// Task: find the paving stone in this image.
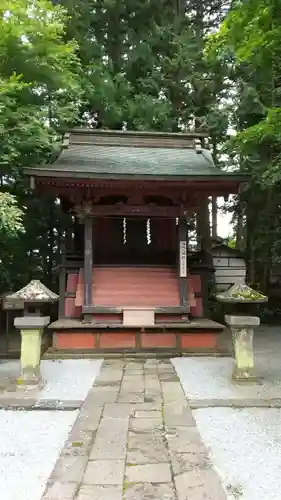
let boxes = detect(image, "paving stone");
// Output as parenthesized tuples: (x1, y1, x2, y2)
(50, 455, 88, 483)
(77, 406, 103, 431)
(163, 404, 196, 427)
(42, 481, 78, 499)
(124, 370, 144, 376)
(174, 468, 227, 500)
(124, 482, 175, 500)
(132, 402, 162, 411)
(77, 484, 122, 500)
(170, 452, 210, 475)
(144, 358, 158, 364)
(120, 384, 145, 393)
(103, 403, 134, 418)
(135, 410, 162, 419)
(165, 426, 204, 453)
(84, 388, 118, 405)
(62, 429, 93, 457)
(144, 391, 163, 401)
(159, 373, 180, 382)
(126, 463, 171, 483)
(127, 432, 169, 463)
(43, 359, 227, 500)
(95, 371, 123, 383)
(161, 384, 187, 405)
(125, 362, 144, 369)
(144, 377, 161, 390)
(90, 417, 129, 459)
(83, 460, 124, 485)
(130, 417, 163, 433)
(118, 392, 144, 403)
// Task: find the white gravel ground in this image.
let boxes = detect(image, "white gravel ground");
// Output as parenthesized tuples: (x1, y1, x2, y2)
(0, 359, 103, 401)
(194, 407, 281, 500)
(0, 359, 103, 500)
(172, 357, 281, 401)
(0, 410, 78, 500)
(40, 359, 103, 401)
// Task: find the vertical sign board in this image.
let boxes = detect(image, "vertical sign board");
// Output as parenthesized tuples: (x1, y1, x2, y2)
(180, 240, 187, 278)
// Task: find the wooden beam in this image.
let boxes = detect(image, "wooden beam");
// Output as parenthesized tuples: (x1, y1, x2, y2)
(75, 204, 183, 218)
(178, 217, 189, 309)
(83, 216, 93, 312)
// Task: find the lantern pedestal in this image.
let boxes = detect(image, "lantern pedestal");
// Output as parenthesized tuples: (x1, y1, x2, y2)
(14, 316, 50, 388)
(225, 315, 260, 382)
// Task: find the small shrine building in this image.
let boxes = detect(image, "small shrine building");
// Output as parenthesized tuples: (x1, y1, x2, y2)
(25, 129, 246, 353)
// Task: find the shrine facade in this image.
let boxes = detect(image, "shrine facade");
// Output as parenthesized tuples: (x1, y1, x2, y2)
(25, 129, 246, 353)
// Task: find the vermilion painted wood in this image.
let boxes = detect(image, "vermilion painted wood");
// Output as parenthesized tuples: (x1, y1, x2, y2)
(52, 331, 220, 351)
(190, 297, 203, 317)
(54, 333, 96, 349)
(140, 333, 176, 348)
(75, 267, 181, 307)
(181, 333, 217, 349)
(66, 272, 79, 292)
(99, 332, 136, 349)
(64, 297, 81, 318)
(65, 268, 201, 318)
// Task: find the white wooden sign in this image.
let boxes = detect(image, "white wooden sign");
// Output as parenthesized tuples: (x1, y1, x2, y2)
(180, 240, 187, 277)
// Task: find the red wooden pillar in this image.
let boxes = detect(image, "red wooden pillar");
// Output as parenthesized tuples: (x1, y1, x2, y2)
(83, 215, 93, 321)
(178, 216, 188, 309)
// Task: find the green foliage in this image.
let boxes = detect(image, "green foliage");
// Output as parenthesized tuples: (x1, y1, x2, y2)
(207, 0, 281, 292)
(0, 0, 82, 292)
(0, 193, 24, 234)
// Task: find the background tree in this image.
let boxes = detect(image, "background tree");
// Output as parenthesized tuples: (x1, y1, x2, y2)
(0, 0, 81, 291)
(208, 0, 281, 292)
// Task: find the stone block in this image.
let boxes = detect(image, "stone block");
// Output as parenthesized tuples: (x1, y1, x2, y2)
(125, 463, 171, 483)
(124, 483, 175, 500)
(77, 485, 122, 500)
(42, 481, 78, 500)
(62, 429, 93, 457)
(127, 432, 169, 464)
(225, 315, 260, 327)
(163, 404, 195, 427)
(118, 393, 144, 403)
(165, 426, 204, 453)
(130, 417, 163, 433)
(134, 410, 162, 419)
(170, 452, 210, 475)
(14, 316, 50, 329)
(174, 468, 227, 500)
(83, 460, 124, 485)
(90, 417, 129, 459)
(50, 455, 88, 483)
(103, 403, 134, 418)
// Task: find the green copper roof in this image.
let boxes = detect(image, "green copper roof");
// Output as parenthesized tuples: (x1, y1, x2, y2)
(25, 129, 247, 182)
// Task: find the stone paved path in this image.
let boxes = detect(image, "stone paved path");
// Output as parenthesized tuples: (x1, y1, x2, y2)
(42, 359, 227, 500)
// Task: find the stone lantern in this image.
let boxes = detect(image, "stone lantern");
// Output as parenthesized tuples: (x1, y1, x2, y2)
(7, 280, 58, 387)
(217, 283, 268, 382)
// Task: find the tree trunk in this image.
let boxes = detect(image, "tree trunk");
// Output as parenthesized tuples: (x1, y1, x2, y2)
(211, 197, 217, 240)
(197, 197, 212, 254)
(235, 197, 244, 251)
